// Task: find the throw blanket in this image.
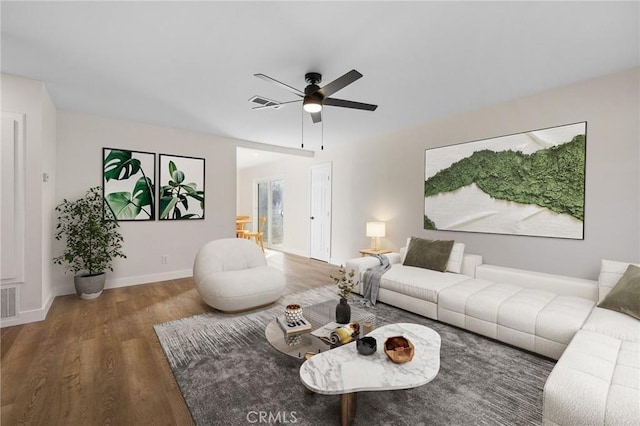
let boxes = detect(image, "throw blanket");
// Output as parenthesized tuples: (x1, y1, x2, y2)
(362, 254, 391, 306)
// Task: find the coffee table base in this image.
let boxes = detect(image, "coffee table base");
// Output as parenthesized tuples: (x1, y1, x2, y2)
(340, 392, 357, 426)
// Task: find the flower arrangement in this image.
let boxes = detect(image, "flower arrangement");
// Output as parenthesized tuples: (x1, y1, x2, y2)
(331, 266, 359, 300)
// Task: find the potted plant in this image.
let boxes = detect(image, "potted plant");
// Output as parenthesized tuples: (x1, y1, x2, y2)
(331, 266, 359, 324)
(53, 186, 126, 299)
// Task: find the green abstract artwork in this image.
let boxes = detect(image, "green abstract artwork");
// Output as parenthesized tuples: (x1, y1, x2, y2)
(424, 122, 586, 239)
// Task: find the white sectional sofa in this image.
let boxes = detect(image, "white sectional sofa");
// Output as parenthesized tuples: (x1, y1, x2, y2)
(346, 242, 596, 359)
(345, 242, 639, 425)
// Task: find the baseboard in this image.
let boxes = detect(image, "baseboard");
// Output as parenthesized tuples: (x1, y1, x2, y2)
(265, 245, 345, 267)
(0, 292, 55, 328)
(56, 269, 193, 296)
(276, 247, 309, 258)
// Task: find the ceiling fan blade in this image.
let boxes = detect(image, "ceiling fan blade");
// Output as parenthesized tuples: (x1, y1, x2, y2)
(323, 97, 378, 111)
(311, 111, 322, 123)
(318, 70, 363, 98)
(251, 99, 302, 110)
(254, 74, 304, 97)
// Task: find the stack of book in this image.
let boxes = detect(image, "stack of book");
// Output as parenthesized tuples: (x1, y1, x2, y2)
(277, 315, 311, 336)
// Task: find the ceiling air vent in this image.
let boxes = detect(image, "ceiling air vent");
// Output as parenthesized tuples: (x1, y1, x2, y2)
(248, 96, 282, 109)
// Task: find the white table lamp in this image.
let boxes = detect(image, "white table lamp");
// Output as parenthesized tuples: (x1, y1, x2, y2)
(366, 222, 386, 250)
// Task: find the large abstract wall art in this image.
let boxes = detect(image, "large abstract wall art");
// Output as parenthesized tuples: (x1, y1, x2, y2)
(424, 122, 586, 239)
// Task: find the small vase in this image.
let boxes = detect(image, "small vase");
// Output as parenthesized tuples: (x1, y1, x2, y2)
(335, 298, 351, 324)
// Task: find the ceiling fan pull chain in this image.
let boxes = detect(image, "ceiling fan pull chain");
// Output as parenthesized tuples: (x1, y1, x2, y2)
(301, 104, 304, 149)
(321, 118, 324, 151)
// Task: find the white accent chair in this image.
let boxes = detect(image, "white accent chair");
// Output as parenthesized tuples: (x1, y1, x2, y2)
(193, 238, 285, 312)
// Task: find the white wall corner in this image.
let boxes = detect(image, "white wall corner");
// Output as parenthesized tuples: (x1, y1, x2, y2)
(0, 291, 55, 328)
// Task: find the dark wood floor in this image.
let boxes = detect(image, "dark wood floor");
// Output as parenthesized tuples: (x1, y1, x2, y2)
(1, 251, 337, 425)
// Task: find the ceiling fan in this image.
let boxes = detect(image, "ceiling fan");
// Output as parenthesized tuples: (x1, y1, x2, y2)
(251, 70, 377, 123)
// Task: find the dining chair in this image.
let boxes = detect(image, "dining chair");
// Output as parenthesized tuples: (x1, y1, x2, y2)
(236, 215, 250, 238)
(244, 216, 266, 252)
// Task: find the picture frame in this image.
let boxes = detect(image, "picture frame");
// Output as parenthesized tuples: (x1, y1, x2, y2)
(424, 122, 586, 239)
(159, 154, 205, 220)
(103, 148, 156, 221)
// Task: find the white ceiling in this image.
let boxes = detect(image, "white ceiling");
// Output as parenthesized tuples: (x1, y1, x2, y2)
(2, 1, 638, 154)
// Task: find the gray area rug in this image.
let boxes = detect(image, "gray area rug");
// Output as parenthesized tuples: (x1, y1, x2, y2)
(154, 286, 555, 425)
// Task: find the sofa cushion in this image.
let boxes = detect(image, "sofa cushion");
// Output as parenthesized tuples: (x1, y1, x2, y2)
(437, 278, 499, 331)
(437, 278, 494, 315)
(465, 283, 522, 323)
(535, 296, 595, 345)
(598, 259, 640, 302)
(581, 307, 640, 342)
(543, 330, 640, 425)
(380, 264, 469, 303)
(543, 321, 640, 425)
(403, 237, 454, 272)
(496, 289, 559, 351)
(598, 264, 640, 320)
(401, 238, 466, 273)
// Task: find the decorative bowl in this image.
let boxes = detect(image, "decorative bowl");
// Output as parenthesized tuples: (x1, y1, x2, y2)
(284, 304, 304, 324)
(357, 336, 377, 355)
(383, 335, 415, 364)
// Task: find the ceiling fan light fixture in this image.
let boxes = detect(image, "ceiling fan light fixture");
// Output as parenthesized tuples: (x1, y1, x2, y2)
(303, 96, 322, 113)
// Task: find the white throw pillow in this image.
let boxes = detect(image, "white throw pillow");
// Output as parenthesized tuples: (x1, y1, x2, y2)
(446, 242, 466, 274)
(598, 259, 640, 303)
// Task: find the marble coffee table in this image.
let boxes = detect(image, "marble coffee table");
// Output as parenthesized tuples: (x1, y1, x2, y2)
(299, 323, 441, 426)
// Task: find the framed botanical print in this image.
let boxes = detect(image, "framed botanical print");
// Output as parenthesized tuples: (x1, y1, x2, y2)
(159, 154, 205, 220)
(103, 148, 155, 221)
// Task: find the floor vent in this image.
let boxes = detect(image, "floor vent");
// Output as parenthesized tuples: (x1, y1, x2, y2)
(1, 287, 17, 318)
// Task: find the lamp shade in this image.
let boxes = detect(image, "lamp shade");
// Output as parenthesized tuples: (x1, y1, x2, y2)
(366, 222, 386, 238)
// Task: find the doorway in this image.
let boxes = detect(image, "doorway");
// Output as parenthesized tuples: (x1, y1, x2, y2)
(310, 162, 332, 262)
(256, 178, 284, 247)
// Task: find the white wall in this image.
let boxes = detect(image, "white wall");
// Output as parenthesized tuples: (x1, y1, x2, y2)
(54, 111, 238, 294)
(1, 74, 57, 324)
(239, 68, 640, 279)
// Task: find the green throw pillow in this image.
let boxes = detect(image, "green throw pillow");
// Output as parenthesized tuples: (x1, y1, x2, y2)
(403, 237, 455, 273)
(598, 264, 640, 320)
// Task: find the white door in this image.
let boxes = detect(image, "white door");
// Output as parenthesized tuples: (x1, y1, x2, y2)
(310, 163, 332, 262)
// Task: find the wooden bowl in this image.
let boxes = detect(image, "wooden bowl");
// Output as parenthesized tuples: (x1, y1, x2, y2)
(383, 336, 415, 364)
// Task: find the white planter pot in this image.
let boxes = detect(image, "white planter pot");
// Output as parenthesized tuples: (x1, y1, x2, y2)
(74, 272, 106, 300)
